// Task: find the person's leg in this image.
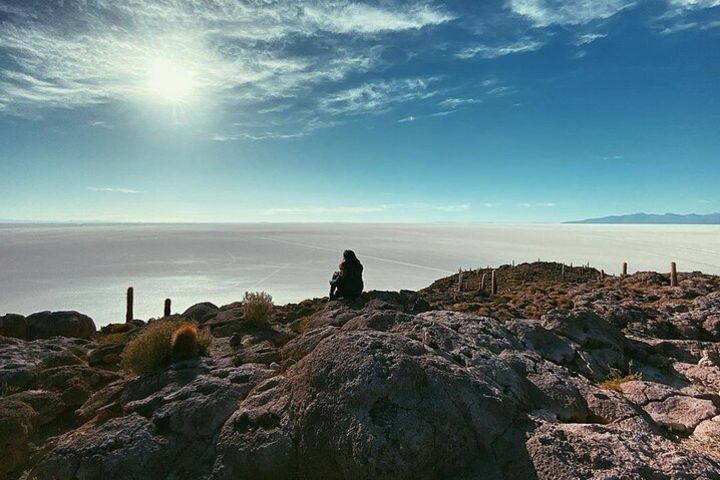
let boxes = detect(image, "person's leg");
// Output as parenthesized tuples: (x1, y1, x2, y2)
(329, 272, 340, 299)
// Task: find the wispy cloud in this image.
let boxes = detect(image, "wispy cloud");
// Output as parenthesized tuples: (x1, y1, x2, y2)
(0, 1, 453, 123)
(261, 202, 471, 215)
(574, 32, 608, 45)
(319, 77, 441, 116)
(438, 97, 483, 108)
(509, 0, 636, 27)
(520, 202, 557, 208)
(303, 3, 456, 34)
(456, 39, 545, 59)
(88, 187, 141, 194)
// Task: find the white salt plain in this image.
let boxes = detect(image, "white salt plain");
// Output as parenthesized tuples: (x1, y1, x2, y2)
(1, 223, 718, 326)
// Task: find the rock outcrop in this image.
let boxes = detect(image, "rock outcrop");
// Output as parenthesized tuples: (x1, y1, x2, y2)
(3, 264, 720, 479)
(1, 310, 96, 340)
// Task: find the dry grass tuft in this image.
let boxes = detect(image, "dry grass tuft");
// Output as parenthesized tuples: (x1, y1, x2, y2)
(599, 369, 642, 392)
(121, 320, 212, 375)
(98, 332, 126, 345)
(242, 291, 274, 327)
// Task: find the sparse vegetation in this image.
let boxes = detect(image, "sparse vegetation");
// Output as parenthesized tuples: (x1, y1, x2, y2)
(98, 332, 126, 344)
(1, 382, 23, 397)
(599, 369, 642, 392)
(120, 320, 212, 374)
(242, 291, 274, 326)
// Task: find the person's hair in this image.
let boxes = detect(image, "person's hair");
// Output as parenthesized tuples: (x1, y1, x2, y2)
(339, 250, 362, 277)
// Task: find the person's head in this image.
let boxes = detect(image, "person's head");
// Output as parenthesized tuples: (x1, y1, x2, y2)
(343, 249, 358, 263)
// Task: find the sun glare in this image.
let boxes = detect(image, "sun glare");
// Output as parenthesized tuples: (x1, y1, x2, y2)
(147, 59, 196, 104)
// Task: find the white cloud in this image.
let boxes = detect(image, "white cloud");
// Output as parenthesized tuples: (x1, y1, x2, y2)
(520, 202, 557, 207)
(667, 0, 720, 9)
(261, 202, 471, 215)
(438, 97, 483, 108)
(509, 0, 635, 26)
(88, 187, 141, 194)
(0, 1, 453, 120)
(319, 77, 440, 116)
(303, 3, 455, 34)
(456, 39, 545, 59)
(574, 32, 608, 45)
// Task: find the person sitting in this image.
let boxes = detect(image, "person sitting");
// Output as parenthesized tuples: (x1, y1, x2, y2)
(329, 250, 364, 300)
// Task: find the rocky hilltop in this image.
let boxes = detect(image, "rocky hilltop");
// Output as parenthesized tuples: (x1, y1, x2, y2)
(2, 262, 720, 479)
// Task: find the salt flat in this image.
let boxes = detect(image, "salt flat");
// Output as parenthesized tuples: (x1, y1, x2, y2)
(1, 223, 718, 326)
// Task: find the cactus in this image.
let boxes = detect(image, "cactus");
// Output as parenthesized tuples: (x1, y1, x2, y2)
(171, 324, 199, 361)
(480, 273, 487, 291)
(622, 262, 628, 276)
(491, 270, 498, 295)
(164, 298, 171, 317)
(670, 262, 678, 287)
(126, 287, 134, 323)
(457, 269, 463, 292)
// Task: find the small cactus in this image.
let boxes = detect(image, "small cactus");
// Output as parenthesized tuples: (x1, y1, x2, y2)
(670, 262, 678, 287)
(171, 324, 199, 361)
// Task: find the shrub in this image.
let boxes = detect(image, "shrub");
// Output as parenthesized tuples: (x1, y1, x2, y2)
(98, 332, 126, 344)
(242, 291, 274, 327)
(121, 320, 212, 375)
(599, 369, 642, 392)
(100, 322, 137, 335)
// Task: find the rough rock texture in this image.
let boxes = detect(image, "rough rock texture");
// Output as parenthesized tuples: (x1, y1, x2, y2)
(1, 311, 97, 340)
(3, 265, 720, 479)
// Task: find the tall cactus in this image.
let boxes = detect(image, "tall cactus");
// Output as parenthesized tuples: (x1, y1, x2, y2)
(670, 262, 678, 287)
(126, 287, 134, 323)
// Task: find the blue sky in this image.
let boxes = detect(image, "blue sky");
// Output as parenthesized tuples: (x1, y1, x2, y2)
(0, 0, 718, 223)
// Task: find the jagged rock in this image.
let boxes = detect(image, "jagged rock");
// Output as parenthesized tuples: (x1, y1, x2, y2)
(6, 268, 720, 479)
(643, 395, 718, 432)
(0, 398, 37, 478)
(541, 309, 627, 379)
(213, 311, 535, 480)
(527, 422, 720, 479)
(87, 342, 125, 369)
(694, 417, 720, 445)
(25, 311, 96, 340)
(28, 361, 263, 480)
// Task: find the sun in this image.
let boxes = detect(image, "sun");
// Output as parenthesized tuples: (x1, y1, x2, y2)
(147, 59, 196, 104)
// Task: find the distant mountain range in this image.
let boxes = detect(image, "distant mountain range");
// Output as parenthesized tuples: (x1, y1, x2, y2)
(567, 212, 720, 224)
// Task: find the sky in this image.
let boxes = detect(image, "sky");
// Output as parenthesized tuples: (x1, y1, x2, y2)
(0, 0, 718, 223)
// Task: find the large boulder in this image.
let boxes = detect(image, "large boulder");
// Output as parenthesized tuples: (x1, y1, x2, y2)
(213, 311, 535, 480)
(25, 311, 96, 340)
(182, 302, 219, 323)
(527, 422, 720, 479)
(0, 314, 28, 339)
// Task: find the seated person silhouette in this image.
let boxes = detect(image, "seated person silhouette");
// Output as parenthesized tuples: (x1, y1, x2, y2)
(329, 250, 364, 300)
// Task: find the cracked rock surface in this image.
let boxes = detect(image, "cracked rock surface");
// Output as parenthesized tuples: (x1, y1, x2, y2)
(3, 263, 720, 479)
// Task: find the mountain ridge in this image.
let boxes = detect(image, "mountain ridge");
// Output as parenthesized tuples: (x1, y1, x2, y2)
(566, 212, 720, 224)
